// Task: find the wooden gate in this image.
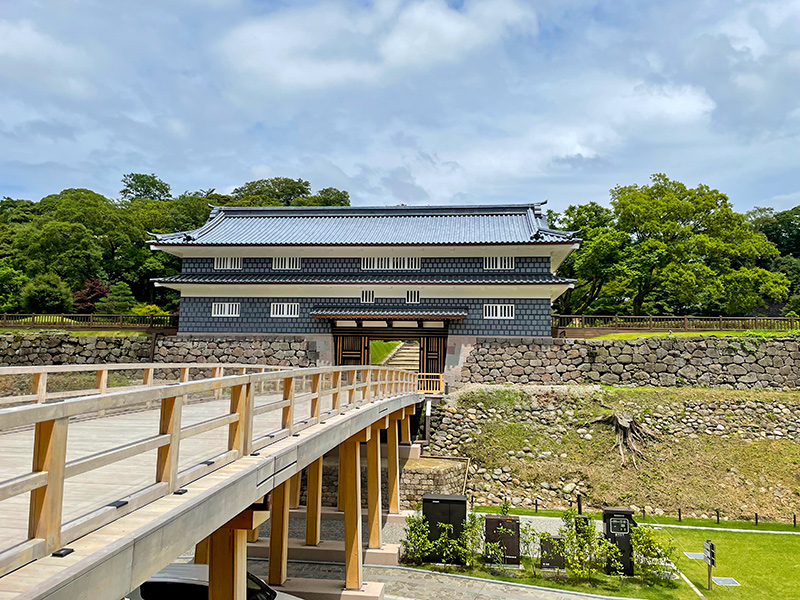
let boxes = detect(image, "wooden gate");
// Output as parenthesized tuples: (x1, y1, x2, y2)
(335, 334, 369, 365)
(419, 336, 445, 373)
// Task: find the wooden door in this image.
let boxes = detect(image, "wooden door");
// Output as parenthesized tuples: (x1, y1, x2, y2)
(419, 336, 445, 373)
(335, 335, 369, 365)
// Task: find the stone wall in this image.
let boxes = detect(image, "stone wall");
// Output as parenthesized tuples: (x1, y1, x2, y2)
(0, 332, 325, 367)
(299, 456, 467, 510)
(457, 336, 800, 389)
(428, 389, 800, 510)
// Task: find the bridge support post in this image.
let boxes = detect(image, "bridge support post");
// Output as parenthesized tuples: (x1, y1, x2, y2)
(209, 527, 247, 600)
(305, 457, 323, 546)
(368, 417, 389, 549)
(387, 411, 402, 515)
(341, 428, 370, 590)
(268, 480, 290, 586)
(28, 417, 68, 554)
(400, 414, 412, 445)
(289, 471, 302, 509)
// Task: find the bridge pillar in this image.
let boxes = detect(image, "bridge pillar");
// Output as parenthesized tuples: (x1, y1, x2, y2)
(400, 414, 412, 445)
(367, 417, 389, 549)
(341, 428, 370, 590)
(387, 411, 402, 514)
(268, 480, 290, 586)
(289, 471, 302, 509)
(305, 457, 323, 546)
(208, 527, 247, 600)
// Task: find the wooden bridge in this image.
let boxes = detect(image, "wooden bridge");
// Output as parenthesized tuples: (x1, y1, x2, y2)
(0, 363, 421, 600)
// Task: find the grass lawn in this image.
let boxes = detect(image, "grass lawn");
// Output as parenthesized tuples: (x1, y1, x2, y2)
(0, 328, 148, 337)
(590, 329, 798, 340)
(417, 560, 695, 600)
(370, 340, 402, 364)
(664, 527, 800, 599)
(474, 506, 800, 533)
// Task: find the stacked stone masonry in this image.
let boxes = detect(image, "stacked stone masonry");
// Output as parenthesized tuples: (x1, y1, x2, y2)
(459, 336, 800, 389)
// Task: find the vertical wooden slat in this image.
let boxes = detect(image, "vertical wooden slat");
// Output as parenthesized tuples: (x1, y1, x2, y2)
(367, 423, 383, 549)
(155, 396, 182, 491)
(209, 527, 247, 600)
(289, 471, 302, 509)
(310, 373, 321, 418)
(305, 457, 323, 546)
(401, 415, 412, 445)
(143, 368, 154, 387)
(28, 417, 68, 553)
(228, 384, 246, 456)
(331, 371, 341, 410)
(214, 365, 224, 400)
(362, 369, 371, 402)
(31, 372, 47, 403)
(268, 480, 290, 586)
(195, 536, 211, 564)
(95, 369, 108, 394)
(387, 414, 401, 514)
(281, 377, 295, 432)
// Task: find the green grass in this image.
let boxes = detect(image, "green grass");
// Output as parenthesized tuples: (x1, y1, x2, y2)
(590, 329, 800, 340)
(417, 560, 695, 600)
(0, 328, 148, 337)
(664, 527, 800, 599)
(370, 340, 402, 364)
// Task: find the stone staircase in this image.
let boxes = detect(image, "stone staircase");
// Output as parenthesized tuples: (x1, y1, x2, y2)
(383, 342, 420, 371)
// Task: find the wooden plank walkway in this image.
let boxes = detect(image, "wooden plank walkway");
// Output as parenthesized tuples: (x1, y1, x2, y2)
(0, 389, 324, 555)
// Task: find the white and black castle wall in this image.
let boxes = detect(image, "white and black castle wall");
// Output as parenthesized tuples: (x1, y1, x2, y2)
(176, 256, 555, 337)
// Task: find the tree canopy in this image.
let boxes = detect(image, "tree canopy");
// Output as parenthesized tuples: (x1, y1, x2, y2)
(551, 174, 789, 316)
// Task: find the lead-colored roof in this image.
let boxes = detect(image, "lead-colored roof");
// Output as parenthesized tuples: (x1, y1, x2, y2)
(150, 204, 579, 247)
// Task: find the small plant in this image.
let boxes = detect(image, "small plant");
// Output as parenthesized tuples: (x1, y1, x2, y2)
(458, 513, 485, 567)
(499, 498, 512, 515)
(483, 541, 505, 565)
(434, 522, 459, 565)
(401, 506, 433, 565)
(520, 523, 541, 574)
(631, 525, 676, 581)
(556, 508, 621, 579)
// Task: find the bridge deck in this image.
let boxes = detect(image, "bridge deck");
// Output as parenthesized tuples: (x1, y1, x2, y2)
(0, 390, 321, 553)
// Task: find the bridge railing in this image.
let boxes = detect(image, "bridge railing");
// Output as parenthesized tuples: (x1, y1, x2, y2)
(0, 365, 417, 577)
(0, 313, 179, 330)
(0, 362, 287, 408)
(552, 314, 800, 332)
(417, 372, 444, 394)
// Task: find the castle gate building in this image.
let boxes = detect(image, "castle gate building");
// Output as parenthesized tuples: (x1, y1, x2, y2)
(151, 204, 579, 381)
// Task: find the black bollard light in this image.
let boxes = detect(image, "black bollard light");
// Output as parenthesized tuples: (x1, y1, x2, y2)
(577, 494, 583, 515)
(678, 508, 682, 522)
(755, 512, 759, 526)
(716, 509, 719, 524)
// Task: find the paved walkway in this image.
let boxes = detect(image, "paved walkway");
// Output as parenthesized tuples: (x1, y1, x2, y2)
(248, 560, 646, 600)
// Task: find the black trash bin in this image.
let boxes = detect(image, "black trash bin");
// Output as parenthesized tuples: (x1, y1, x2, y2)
(422, 493, 467, 563)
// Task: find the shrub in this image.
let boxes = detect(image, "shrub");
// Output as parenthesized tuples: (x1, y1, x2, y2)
(131, 303, 169, 316)
(556, 508, 621, 579)
(20, 273, 73, 313)
(401, 507, 433, 565)
(73, 278, 109, 313)
(499, 498, 512, 515)
(631, 525, 676, 581)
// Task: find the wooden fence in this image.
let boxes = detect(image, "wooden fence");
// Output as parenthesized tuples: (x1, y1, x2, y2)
(552, 314, 800, 333)
(0, 364, 417, 576)
(0, 313, 179, 331)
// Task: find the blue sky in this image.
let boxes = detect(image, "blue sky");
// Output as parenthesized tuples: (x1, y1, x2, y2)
(0, 0, 798, 213)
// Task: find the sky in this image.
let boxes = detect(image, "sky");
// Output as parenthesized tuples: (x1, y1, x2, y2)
(0, 0, 798, 214)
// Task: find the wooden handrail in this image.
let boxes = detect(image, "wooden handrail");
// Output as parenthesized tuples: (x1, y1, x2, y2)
(0, 364, 418, 576)
(552, 314, 799, 332)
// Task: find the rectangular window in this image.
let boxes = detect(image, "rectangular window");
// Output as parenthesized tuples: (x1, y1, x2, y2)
(213, 257, 243, 270)
(270, 302, 299, 318)
(211, 302, 240, 317)
(361, 290, 375, 303)
(272, 257, 302, 270)
(361, 256, 421, 270)
(484, 256, 515, 270)
(406, 290, 420, 304)
(483, 304, 515, 319)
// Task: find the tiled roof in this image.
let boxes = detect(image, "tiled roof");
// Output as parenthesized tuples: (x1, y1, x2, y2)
(153, 273, 576, 285)
(150, 204, 579, 247)
(309, 306, 468, 319)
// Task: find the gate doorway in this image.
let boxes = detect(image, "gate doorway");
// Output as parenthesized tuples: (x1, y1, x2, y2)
(332, 326, 448, 393)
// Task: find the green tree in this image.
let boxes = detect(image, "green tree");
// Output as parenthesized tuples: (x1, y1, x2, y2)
(94, 282, 137, 313)
(294, 187, 350, 206)
(0, 259, 28, 312)
(12, 220, 104, 289)
(20, 274, 73, 313)
(120, 173, 172, 202)
(231, 177, 311, 206)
